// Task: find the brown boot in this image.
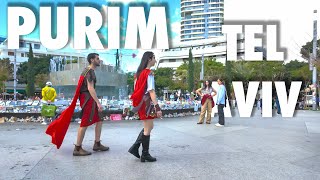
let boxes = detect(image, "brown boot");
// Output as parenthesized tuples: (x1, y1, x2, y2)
(93, 141, 109, 151)
(73, 145, 92, 156)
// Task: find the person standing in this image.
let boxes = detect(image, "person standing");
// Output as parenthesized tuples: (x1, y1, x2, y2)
(275, 96, 281, 115)
(41, 81, 57, 125)
(196, 80, 216, 124)
(215, 78, 226, 127)
(129, 51, 162, 162)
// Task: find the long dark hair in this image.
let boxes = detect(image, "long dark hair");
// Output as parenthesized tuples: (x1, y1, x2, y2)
(136, 51, 154, 79)
(202, 80, 212, 89)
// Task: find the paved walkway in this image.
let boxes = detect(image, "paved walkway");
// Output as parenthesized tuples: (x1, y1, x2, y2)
(0, 109, 319, 180)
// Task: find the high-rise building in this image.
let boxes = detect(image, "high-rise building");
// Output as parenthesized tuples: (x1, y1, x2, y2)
(180, 0, 224, 42)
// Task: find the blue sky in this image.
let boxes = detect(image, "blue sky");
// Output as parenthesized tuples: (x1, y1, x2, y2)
(0, 0, 180, 72)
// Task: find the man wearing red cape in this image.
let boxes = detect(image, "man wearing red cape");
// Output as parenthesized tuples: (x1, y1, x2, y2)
(46, 53, 109, 156)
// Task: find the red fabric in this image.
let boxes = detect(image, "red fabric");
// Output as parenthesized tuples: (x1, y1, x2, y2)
(201, 94, 215, 108)
(45, 76, 85, 149)
(130, 69, 155, 120)
(79, 93, 101, 127)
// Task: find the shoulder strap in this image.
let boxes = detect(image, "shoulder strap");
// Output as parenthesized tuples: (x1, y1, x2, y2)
(82, 68, 91, 77)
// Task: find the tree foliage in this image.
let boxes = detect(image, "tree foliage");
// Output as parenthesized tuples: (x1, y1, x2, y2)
(126, 72, 134, 95)
(300, 39, 320, 60)
(187, 48, 194, 92)
(154, 68, 174, 96)
(35, 73, 49, 89)
(26, 44, 35, 96)
(0, 58, 13, 92)
(176, 57, 224, 90)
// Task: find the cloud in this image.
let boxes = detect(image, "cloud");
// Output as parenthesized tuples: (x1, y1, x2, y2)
(170, 35, 181, 48)
(169, 21, 181, 47)
(170, 21, 180, 37)
(174, 8, 180, 17)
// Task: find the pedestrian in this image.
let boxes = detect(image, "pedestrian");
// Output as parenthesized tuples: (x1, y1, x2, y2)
(129, 51, 162, 162)
(196, 80, 216, 124)
(73, 53, 109, 156)
(41, 81, 57, 125)
(46, 53, 109, 156)
(215, 78, 226, 127)
(275, 96, 281, 115)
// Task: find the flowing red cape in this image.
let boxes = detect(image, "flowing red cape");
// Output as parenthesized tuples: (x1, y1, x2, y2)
(130, 69, 151, 107)
(45, 75, 85, 149)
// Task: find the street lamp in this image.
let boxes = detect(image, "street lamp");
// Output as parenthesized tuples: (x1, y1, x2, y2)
(312, 10, 318, 110)
(13, 49, 17, 101)
(200, 0, 209, 84)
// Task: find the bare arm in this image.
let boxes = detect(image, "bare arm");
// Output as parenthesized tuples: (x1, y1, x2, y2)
(211, 88, 217, 96)
(149, 89, 162, 118)
(87, 79, 102, 111)
(149, 89, 158, 105)
(196, 88, 202, 96)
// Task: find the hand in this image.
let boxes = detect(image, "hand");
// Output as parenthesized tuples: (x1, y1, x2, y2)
(47, 100, 51, 103)
(156, 110, 162, 118)
(97, 103, 103, 112)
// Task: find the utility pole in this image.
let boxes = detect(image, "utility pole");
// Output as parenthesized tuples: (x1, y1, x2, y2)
(200, 0, 209, 83)
(116, 49, 119, 71)
(14, 49, 17, 101)
(312, 10, 318, 110)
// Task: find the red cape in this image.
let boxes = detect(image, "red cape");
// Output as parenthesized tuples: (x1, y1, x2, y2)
(45, 75, 85, 149)
(130, 69, 151, 107)
(201, 94, 215, 108)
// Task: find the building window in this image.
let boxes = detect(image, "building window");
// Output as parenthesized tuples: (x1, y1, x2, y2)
(169, 59, 176, 62)
(34, 44, 40, 49)
(21, 53, 25, 57)
(19, 42, 25, 48)
(8, 51, 15, 56)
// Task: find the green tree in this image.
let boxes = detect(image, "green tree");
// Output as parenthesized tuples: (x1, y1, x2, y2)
(284, 60, 312, 83)
(17, 55, 50, 85)
(188, 48, 194, 92)
(174, 65, 188, 91)
(0, 58, 14, 92)
(17, 62, 28, 84)
(225, 60, 232, 98)
(203, 58, 225, 80)
(26, 44, 35, 97)
(0, 58, 14, 79)
(34, 56, 50, 75)
(300, 39, 320, 60)
(154, 68, 174, 96)
(126, 72, 135, 95)
(35, 73, 49, 89)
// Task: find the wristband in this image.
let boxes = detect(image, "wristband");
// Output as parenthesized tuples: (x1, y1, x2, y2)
(155, 104, 161, 111)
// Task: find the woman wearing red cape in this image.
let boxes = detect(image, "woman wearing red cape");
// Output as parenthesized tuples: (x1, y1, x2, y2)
(128, 51, 162, 162)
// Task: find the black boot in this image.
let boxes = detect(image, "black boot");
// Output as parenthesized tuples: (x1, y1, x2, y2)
(141, 134, 156, 162)
(128, 129, 144, 158)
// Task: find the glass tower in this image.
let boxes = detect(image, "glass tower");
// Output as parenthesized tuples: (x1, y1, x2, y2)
(180, 0, 224, 42)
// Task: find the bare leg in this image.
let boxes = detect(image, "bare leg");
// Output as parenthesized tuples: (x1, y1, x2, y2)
(76, 126, 87, 146)
(93, 121, 109, 151)
(73, 126, 91, 156)
(95, 121, 103, 142)
(143, 120, 154, 135)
